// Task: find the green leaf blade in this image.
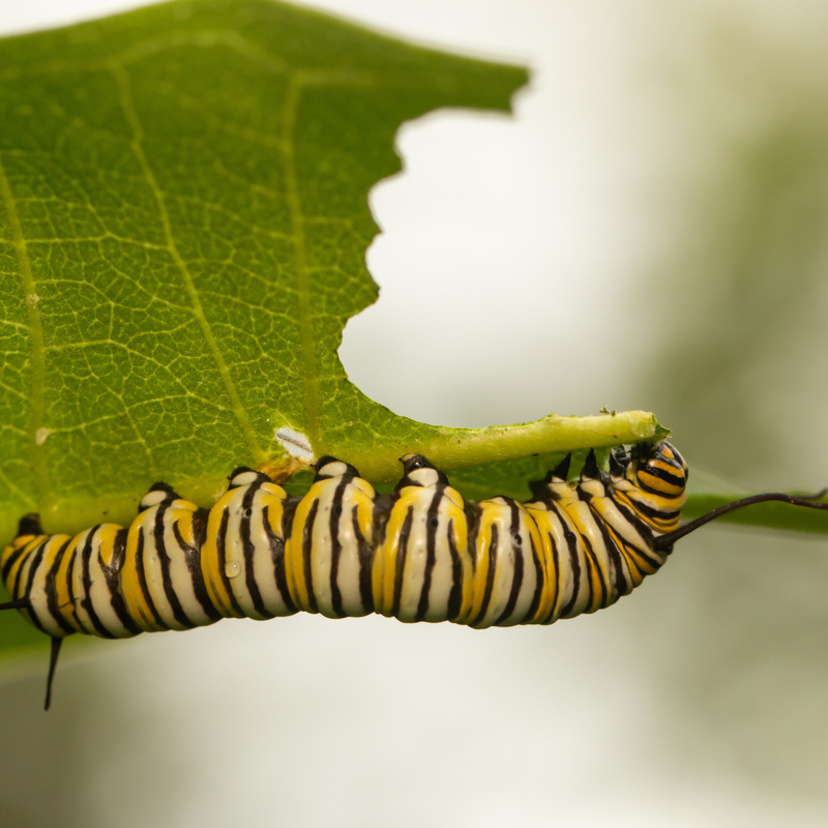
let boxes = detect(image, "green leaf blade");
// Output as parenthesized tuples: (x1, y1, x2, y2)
(0, 0, 529, 541)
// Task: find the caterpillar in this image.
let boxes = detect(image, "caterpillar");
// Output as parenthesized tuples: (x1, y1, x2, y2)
(2, 440, 826, 709)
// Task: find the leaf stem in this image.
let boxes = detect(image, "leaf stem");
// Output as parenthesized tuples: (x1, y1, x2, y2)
(348, 410, 666, 481)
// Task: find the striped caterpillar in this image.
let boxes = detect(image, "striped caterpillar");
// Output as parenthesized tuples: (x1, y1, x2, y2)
(2, 441, 825, 708)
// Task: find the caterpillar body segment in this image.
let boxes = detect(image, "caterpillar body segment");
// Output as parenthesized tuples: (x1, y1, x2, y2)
(372, 455, 471, 625)
(202, 469, 296, 623)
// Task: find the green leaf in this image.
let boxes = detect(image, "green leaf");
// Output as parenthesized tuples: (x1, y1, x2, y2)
(0, 0, 665, 541)
(0, 1, 664, 656)
(0, 0, 506, 536)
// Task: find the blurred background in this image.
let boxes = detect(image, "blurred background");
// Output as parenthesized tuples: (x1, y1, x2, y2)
(2, 0, 828, 825)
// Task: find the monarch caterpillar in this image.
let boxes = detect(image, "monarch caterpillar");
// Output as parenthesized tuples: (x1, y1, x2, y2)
(1, 440, 825, 709)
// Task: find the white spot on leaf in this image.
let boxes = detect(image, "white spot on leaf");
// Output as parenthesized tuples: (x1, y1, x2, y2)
(275, 427, 314, 462)
(35, 427, 50, 445)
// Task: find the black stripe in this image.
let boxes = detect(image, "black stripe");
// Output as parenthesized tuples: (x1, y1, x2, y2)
(17, 540, 50, 634)
(644, 462, 686, 485)
(445, 520, 463, 621)
(494, 503, 525, 625)
(301, 498, 320, 614)
(352, 506, 374, 614)
(101, 528, 142, 635)
(578, 532, 607, 610)
(545, 524, 562, 623)
(470, 523, 499, 628)
(216, 508, 245, 617)
(607, 499, 661, 570)
(80, 528, 117, 638)
(415, 486, 444, 622)
(464, 501, 482, 575)
(63, 538, 82, 630)
(390, 506, 414, 619)
(328, 476, 350, 618)
(523, 532, 545, 623)
(11, 540, 37, 604)
(134, 528, 165, 628)
(626, 497, 681, 523)
(153, 505, 197, 629)
(636, 474, 685, 496)
(262, 503, 297, 614)
(556, 507, 587, 618)
(609, 497, 655, 541)
(281, 495, 300, 537)
(44, 538, 76, 635)
(2, 542, 30, 582)
(608, 541, 649, 581)
(579, 492, 627, 601)
(240, 484, 272, 620)
(175, 515, 222, 622)
(589, 506, 631, 600)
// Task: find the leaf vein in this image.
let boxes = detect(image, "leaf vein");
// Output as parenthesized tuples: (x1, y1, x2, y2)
(110, 60, 262, 463)
(0, 148, 50, 514)
(282, 74, 320, 452)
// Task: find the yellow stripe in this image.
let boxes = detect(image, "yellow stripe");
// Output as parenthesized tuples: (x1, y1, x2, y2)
(372, 490, 418, 617)
(523, 504, 558, 623)
(467, 502, 498, 625)
(95, 525, 124, 568)
(201, 491, 241, 617)
(285, 483, 323, 612)
(121, 517, 165, 632)
(2, 536, 39, 597)
(519, 504, 547, 623)
(54, 535, 83, 630)
(446, 495, 472, 623)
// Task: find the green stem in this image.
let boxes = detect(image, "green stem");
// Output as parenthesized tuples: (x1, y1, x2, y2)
(350, 410, 666, 481)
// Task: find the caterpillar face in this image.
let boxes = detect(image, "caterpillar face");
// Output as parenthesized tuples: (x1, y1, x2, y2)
(631, 441, 688, 499)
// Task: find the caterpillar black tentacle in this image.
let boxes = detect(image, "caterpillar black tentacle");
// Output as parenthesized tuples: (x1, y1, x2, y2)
(2, 440, 826, 709)
(652, 489, 828, 551)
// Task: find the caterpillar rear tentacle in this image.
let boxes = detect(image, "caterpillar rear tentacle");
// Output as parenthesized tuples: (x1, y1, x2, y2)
(2, 440, 826, 710)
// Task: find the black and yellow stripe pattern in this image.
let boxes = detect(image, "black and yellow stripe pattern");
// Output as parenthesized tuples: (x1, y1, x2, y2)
(1, 441, 687, 646)
(7, 437, 828, 710)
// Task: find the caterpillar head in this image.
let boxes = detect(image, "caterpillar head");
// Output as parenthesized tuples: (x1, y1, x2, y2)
(629, 441, 688, 501)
